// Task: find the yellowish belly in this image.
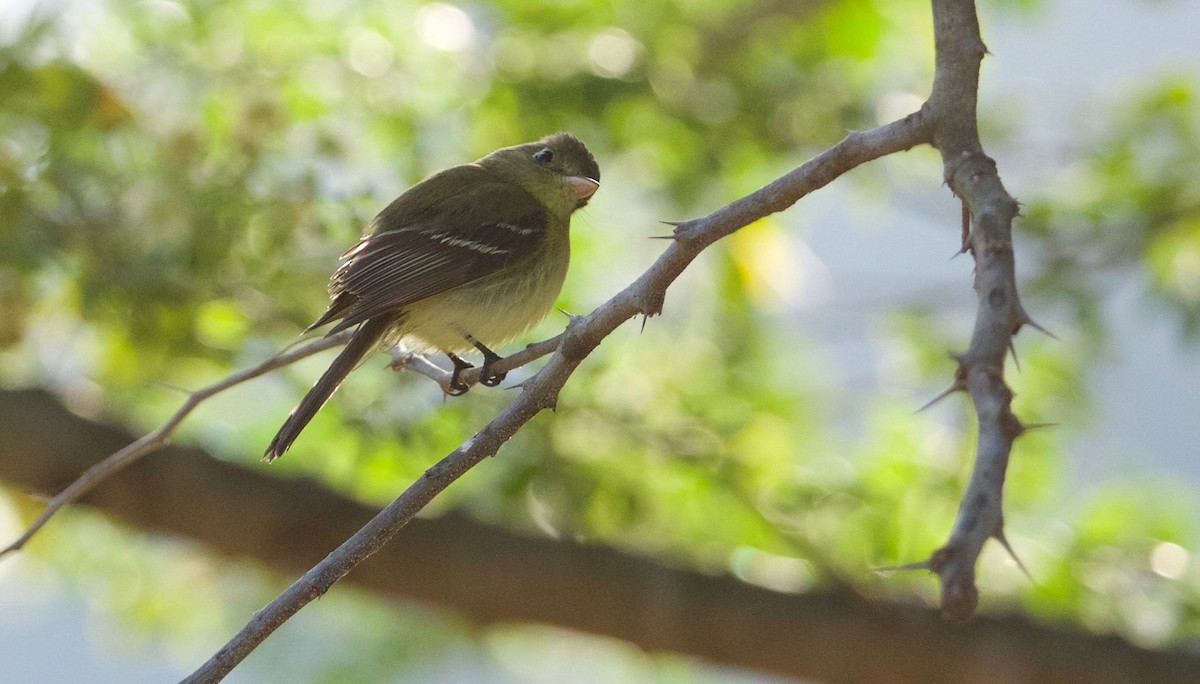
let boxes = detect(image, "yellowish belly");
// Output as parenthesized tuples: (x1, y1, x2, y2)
(399, 246, 569, 353)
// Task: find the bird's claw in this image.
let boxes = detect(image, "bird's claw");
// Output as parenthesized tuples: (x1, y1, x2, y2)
(447, 353, 474, 396)
(480, 366, 507, 387)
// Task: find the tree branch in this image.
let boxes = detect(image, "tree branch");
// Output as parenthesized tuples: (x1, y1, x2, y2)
(181, 116, 929, 682)
(913, 0, 1034, 621)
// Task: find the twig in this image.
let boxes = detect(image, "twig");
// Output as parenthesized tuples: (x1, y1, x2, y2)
(1, 322, 571, 558)
(0, 331, 353, 558)
(183, 116, 931, 682)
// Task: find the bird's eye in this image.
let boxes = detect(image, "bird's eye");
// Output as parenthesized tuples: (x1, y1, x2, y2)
(533, 148, 554, 164)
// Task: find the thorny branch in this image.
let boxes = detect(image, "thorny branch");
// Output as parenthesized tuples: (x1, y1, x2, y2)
(911, 0, 1039, 622)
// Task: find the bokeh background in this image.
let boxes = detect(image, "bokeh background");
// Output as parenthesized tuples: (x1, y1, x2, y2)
(1, 0, 1198, 681)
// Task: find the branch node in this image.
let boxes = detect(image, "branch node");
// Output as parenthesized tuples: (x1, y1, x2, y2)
(660, 219, 702, 242)
(928, 545, 955, 574)
(639, 290, 666, 321)
(941, 579, 979, 623)
(388, 348, 415, 372)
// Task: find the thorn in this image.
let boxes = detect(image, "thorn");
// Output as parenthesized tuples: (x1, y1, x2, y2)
(556, 308, 583, 323)
(649, 234, 677, 240)
(993, 528, 1034, 584)
(1008, 339, 1021, 372)
(917, 385, 961, 413)
(640, 314, 650, 333)
(1018, 422, 1059, 435)
(660, 219, 696, 240)
(872, 559, 933, 575)
(1021, 317, 1060, 341)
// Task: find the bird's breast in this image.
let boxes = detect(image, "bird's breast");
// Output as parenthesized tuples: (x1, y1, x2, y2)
(399, 240, 570, 352)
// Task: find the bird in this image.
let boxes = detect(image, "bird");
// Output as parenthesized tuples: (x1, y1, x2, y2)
(264, 132, 600, 461)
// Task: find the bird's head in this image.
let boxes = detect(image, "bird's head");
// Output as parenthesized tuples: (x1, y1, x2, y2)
(479, 133, 601, 215)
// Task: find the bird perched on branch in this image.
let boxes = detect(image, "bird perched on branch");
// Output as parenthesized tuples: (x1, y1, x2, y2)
(265, 133, 600, 461)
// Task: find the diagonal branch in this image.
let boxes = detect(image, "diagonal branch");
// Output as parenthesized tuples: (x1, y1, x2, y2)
(182, 116, 931, 683)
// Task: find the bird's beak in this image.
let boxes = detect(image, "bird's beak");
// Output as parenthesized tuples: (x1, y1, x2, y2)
(567, 176, 600, 201)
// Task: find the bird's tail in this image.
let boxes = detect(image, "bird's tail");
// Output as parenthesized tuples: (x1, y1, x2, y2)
(264, 316, 395, 461)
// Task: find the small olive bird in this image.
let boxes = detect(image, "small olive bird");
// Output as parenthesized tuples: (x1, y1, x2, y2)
(264, 133, 600, 461)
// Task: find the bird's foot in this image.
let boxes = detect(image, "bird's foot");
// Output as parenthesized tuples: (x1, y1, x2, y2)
(480, 358, 507, 387)
(463, 334, 507, 387)
(447, 353, 474, 396)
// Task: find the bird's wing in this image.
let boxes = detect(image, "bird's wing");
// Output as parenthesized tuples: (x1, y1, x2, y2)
(309, 176, 549, 335)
